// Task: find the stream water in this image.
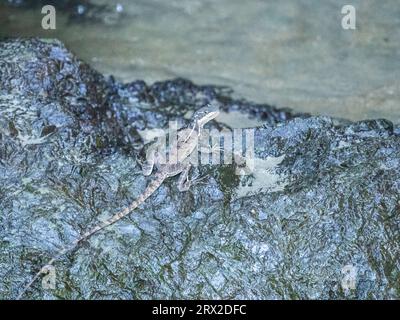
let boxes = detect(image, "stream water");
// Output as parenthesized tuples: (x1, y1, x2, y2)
(1, 0, 399, 122)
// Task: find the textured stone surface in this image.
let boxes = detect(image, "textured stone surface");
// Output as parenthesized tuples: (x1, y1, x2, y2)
(0, 38, 399, 299)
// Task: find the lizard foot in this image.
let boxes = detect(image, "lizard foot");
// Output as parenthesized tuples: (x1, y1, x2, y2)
(178, 173, 209, 192)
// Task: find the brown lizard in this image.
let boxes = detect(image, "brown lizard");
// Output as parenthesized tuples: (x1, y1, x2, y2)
(17, 104, 220, 299)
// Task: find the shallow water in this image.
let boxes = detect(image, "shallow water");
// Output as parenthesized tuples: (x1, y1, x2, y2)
(1, 0, 399, 122)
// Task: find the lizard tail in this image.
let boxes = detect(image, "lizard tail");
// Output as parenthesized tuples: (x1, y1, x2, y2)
(17, 171, 167, 299)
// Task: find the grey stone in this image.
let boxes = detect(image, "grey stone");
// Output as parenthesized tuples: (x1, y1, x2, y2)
(0, 38, 399, 300)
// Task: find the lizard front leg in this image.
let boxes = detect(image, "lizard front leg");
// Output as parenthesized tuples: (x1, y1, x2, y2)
(198, 129, 223, 158)
(198, 143, 223, 155)
(141, 149, 156, 176)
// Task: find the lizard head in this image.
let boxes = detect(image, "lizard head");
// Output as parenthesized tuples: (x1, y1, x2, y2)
(193, 103, 220, 128)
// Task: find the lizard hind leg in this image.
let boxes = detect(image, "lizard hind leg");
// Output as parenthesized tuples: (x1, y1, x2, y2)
(140, 151, 156, 176)
(177, 164, 209, 192)
(141, 160, 154, 176)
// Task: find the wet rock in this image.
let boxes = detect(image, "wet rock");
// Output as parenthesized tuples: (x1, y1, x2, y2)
(0, 38, 399, 299)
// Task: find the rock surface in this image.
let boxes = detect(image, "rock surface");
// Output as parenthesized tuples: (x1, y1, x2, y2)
(0, 38, 399, 299)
